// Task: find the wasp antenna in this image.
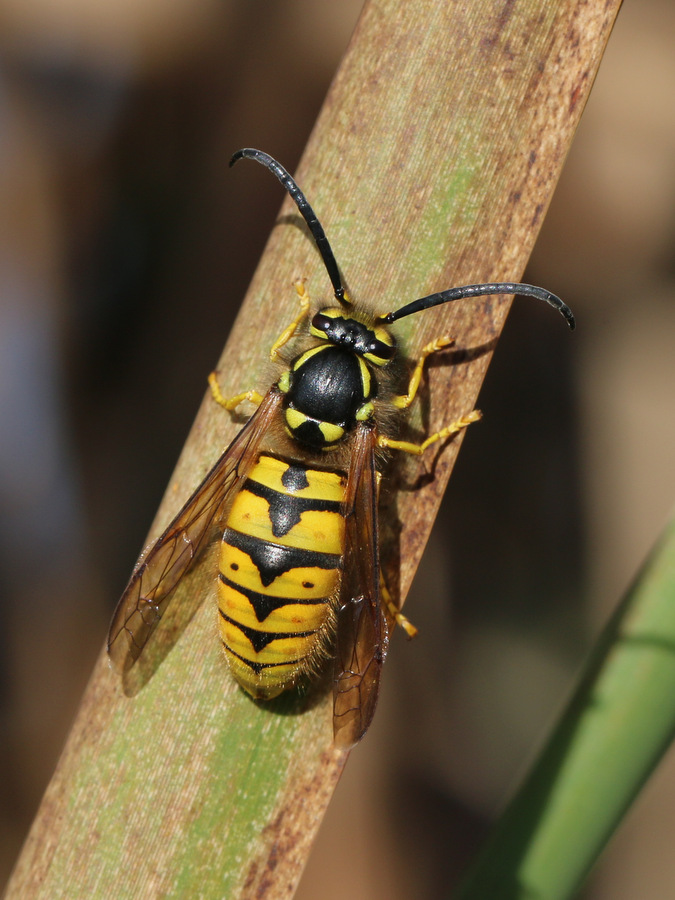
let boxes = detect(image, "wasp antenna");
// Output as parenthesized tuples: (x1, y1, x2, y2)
(230, 148, 349, 307)
(381, 282, 575, 330)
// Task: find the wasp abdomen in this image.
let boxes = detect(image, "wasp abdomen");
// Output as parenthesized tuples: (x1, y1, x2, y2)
(218, 454, 346, 698)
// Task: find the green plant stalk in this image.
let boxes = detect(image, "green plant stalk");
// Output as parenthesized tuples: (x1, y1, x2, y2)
(458, 513, 675, 900)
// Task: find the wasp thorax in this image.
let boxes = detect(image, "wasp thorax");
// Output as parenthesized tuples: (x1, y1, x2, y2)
(278, 336, 379, 450)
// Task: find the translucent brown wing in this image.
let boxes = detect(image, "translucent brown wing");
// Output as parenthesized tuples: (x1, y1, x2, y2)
(332, 424, 389, 748)
(108, 387, 282, 673)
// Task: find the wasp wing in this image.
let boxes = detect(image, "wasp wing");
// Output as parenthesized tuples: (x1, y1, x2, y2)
(108, 387, 282, 673)
(332, 424, 388, 749)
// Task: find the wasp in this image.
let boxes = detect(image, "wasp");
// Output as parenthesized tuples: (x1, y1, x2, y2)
(108, 148, 574, 747)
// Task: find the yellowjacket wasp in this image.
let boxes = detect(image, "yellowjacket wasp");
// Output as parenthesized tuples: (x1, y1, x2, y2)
(108, 148, 574, 747)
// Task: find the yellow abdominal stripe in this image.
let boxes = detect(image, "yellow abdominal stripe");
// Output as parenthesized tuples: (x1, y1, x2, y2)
(220, 615, 316, 665)
(249, 454, 342, 499)
(227, 492, 343, 553)
(219, 575, 331, 633)
(220, 543, 335, 600)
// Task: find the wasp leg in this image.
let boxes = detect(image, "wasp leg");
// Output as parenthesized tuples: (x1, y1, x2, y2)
(208, 373, 264, 411)
(392, 335, 455, 409)
(381, 574, 418, 638)
(269, 280, 311, 361)
(209, 280, 308, 410)
(375, 469, 417, 637)
(378, 409, 481, 456)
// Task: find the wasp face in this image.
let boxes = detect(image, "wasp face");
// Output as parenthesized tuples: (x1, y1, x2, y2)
(310, 308, 395, 366)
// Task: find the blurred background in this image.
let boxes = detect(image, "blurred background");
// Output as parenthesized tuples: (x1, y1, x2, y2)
(1, 0, 674, 896)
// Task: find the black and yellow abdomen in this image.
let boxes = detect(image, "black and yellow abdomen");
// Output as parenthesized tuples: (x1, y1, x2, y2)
(218, 453, 346, 699)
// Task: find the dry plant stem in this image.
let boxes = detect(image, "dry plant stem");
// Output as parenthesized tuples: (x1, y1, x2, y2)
(6, 1, 620, 898)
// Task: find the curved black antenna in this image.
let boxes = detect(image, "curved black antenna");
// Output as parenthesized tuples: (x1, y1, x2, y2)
(381, 282, 575, 329)
(230, 148, 348, 307)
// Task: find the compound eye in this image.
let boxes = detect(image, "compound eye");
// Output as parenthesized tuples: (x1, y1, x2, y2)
(312, 312, 333, 331)
(371, 339, 395, 361)
(311, 312, 332, 336)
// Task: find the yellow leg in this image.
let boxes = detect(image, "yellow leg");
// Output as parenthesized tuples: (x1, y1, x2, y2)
(209, 280, 309, 411)
(208, 373, 263, 411)
(381, 575, 418, 638)
(269, 280, 311, 361)
(376, 472, 417, 636)
(393, 334, 455, 409)
(378, 409, 482, 455)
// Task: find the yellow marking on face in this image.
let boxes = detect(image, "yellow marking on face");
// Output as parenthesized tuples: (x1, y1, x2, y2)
(364, 324, 395, 365)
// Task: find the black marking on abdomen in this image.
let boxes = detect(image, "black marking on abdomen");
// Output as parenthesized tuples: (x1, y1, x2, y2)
(219, 609, 318, 653)
(219, 573, 329, 623)
(281, 464, 310, 492)
(243, 478, 341, 538)
(222, 642, 308, 675)
(223, 528, 341, 587)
